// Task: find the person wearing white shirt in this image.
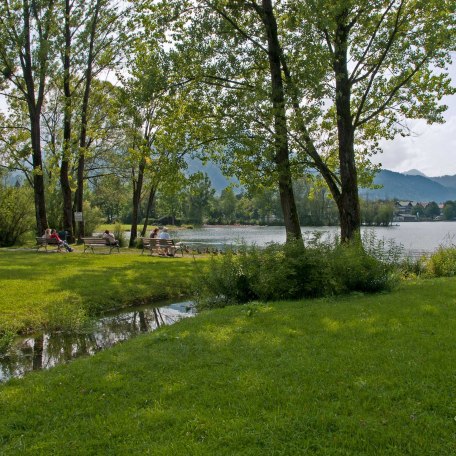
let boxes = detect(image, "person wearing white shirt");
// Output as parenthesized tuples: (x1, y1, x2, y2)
(158, 227, 171, 240)
(158, 227, 176, 256)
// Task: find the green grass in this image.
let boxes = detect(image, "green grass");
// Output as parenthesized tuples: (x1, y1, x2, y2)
(0, 250, 204, 335)
(1, 278, 455, 454)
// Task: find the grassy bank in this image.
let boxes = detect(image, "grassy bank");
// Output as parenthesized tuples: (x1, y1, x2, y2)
(1, 278, 455, 454)
(0, 250, 204, 336)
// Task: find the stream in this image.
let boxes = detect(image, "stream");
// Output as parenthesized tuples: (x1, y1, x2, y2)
(0, 301, 195, 383)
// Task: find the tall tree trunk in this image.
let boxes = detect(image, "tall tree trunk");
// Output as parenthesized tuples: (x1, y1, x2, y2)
(60, 0, 74, 242)
(74, 0, 101, 240)
(23, 0, 50, 235)
(30, 114, 48, 235)
(334, 16, 360, 242)
(141, 184, 157, 237)
(259, 0, 301, 242)
(130, 158, 146, 247)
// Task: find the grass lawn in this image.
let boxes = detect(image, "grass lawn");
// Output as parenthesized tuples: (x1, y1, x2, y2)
(0, 277, 455, 454)
(0, 249, 204, 336)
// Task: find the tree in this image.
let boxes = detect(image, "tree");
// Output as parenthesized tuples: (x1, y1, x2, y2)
(135, 0, 303, 242)
(183, 172, 215, 225)
(287, 0, 455, 240)
(91, 175, 130, 223)
(73, 0, 122, 239)
(0, 0, 57, 234)
(443, 201, 456, 220)
(219, 187, 237, 224)
(139, 0, 455, 243)
(424, 201, 440, 219)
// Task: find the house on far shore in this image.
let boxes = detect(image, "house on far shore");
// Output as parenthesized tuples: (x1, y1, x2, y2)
(394, 200, 445, 221)
(394, 201, 418, 221)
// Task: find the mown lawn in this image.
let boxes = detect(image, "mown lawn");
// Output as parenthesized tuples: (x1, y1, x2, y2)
(0, 277, 455, 455)
(0, 249, 204, 335)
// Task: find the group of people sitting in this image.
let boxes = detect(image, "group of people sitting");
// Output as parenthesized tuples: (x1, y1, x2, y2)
(149, 226, 175, 256)
(149, 226, 171, 240)
(42, 226, 173, 254)
(42, 228, 73, 252)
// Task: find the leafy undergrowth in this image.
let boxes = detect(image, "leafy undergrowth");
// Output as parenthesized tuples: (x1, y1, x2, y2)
(0, 250, 204, 336)
(0, 278, 455, 455)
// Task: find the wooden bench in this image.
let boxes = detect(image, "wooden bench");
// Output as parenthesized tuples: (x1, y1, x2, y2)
(141, 238, 183, 257)
(35, 237, 63, 253)
(82, 237, 120, 254)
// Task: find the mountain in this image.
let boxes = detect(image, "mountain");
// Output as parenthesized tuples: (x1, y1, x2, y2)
(185, 157, 239, 194)
(403, 169, 427, 177)
(360, 170, 456, 202)
(428, 174, 456, 191)
(185, 158, 456, 202)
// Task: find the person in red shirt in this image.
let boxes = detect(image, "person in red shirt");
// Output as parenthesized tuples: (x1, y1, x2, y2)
(50, 229, 73, 252)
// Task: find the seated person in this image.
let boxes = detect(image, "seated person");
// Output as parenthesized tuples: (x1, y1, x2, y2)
(150, 228, 159, 238)
(103, 230, 119, 246)
(158, 227, 176, 256)
(49, 229, 73, 252)
(158, 227, 170, 240)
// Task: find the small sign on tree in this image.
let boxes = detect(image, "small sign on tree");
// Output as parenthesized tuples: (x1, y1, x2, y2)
(74, 212, 83, 222)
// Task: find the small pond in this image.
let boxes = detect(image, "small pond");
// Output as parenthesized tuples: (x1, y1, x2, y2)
(0, 301, 195, 383)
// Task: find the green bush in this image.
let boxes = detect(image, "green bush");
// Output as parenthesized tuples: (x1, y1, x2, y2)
(252, 241, 332, 301)
(398, 255, 427, 278)
(81, 202, 104, 237)
(330, 244, 398, 293)
(0, 185, 34, 246)
(113, 221, 127, 247)
(196, 239, 398, 310)
(195, 248, 258, 309)
(0, 326, 15, 354)
(426, 247, 456, 277)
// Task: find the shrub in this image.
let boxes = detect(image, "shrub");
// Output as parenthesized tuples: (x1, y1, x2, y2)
(113, 221, 127, 247)
(399, 256, 427, 278)
(426, 247, 456, 277)
(252, 241, 332, 301)
(81, 202, 104, 237)
(0, 326, 15, 354)
(0, 185, 34, 246)
(361, 229, 404, 265)
(195, 237, 400, 310)
(330, 243, 398, 293)
(195, 248, 259, 309)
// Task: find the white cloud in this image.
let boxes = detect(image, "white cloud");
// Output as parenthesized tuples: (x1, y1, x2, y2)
(375, 114, 456, 176)
(372, 59, 456, 176)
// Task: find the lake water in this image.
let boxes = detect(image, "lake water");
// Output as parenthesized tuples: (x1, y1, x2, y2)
(167, 222, 456, 252)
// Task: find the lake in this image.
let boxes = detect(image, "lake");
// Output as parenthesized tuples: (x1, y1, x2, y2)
(166, 222, 456, 252)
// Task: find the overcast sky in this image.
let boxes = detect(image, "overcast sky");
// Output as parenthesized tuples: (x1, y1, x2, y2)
(373, 61, 456, 177)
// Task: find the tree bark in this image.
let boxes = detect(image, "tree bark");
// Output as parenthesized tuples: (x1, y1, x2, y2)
(259, 0, 302, 242)
(130, 157, 146, 247)
(22, 0, 51, 235)
(141, 184, 157, 237)
(60, 0, 74, 243)
(333, 16, 360, 242)
(74, 0, 101, 240)
(30, 115, 48, 235)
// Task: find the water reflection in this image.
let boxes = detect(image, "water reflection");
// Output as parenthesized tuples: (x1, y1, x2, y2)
(0, 302, 195, 383)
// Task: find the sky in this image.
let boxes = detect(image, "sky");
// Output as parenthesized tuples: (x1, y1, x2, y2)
(373, 61, 456, 177)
